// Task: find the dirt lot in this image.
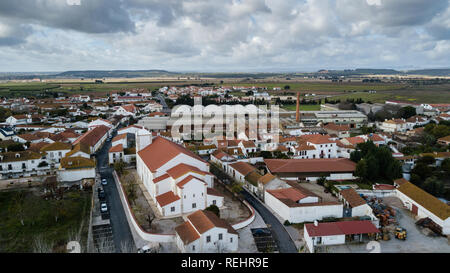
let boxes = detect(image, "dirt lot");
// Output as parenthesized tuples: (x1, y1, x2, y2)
(119, 170, 184, 234)
(323, 196, 450, 253)
(297, 181, 339, 202)
(214, 182, 252, 225)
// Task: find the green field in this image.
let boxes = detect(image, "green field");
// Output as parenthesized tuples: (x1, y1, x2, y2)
(282, 104, 321, 111)
(0, 80, 449, 104)
(0, 189, 91, 253)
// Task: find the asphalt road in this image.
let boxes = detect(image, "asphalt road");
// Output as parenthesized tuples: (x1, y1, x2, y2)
(241, 190, 298, 253)
(155, 93, 172, 114)
(96, 129, 136, 253)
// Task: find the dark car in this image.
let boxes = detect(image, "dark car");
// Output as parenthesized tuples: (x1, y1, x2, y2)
(98, 188, 106, 200)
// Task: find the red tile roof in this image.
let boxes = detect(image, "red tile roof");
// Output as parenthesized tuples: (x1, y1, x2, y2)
(138, 136, 207, 172)
(155, 191, 180, 207)
(109, 144, 123, 153)
(187, 210, 238, 235)
(265, 158, 356, 174)
(74, 125, 109, 147)
(305, 220, 379, 237)
(166, 163, 209, 179)
(266, 188, 310, 203)
(175, 221, 201, 244)
(229, 161, 257, 176)
(153, 173, 170, 183)
(176, 175, 206, 188)
(340, 188, 366, 208)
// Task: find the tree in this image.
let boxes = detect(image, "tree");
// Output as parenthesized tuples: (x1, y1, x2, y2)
(441, 158, 450, 176)
(231, 183, 243, 194)
(9, 191, 26, 226)
(411, 163, 432, 181)
(422, 176, 445, 197)
(397, 106, 416, 119)
(53, 199, 67, 223)
(114, 161, 126, 175)
(33, 234, 53, 253)
(355, 160, 368, 179)
(350, 150, 362, 163)
(205, 205, 220, 217)
(417, 155, 436, 166)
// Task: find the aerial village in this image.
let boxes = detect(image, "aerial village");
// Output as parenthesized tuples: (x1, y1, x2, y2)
(0, 85, 449, 253)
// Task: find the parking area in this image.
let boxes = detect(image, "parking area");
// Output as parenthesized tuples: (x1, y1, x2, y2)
(323, 197, 450, 253)
(251, 228, 279, 253)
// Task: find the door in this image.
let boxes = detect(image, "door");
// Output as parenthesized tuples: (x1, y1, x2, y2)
(411, 204, 418, 215)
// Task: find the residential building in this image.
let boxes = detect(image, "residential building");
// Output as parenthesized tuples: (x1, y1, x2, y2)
(175, 210, 238, 253)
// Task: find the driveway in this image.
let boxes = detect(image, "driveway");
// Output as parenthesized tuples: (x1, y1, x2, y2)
(241, 190, 297, 253)
(96, 127, 136, 253)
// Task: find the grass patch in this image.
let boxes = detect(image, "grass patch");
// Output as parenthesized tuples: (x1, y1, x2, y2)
(0, 189, 91, 253)
(282, 104, 321, 111)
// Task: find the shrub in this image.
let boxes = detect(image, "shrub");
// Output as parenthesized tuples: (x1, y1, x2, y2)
(205, 205, 220, 218)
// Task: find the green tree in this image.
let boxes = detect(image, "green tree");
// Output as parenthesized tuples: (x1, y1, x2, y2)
(350, 150, 362, 162)
(355, 160, 368, 179)
(441, 158, 450, 176)
(205, 205, 220, 217)
(411, 163, 432, 180)
(397, 106, 416, 119)
(422, 176, 445, 197)
(417, 155, 436, 166)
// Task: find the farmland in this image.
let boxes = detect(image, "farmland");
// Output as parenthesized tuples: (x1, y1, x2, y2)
(0, 79, 448, 104)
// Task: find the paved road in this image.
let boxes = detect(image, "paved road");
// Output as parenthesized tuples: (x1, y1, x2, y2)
(95, 128, 136, 253)
(241, 190, 297, 253)
(155, 93, 171, 114)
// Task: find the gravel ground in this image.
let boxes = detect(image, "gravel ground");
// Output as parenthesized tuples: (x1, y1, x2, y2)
(323, 196, 450, 253)
(237, 210, 266, 253)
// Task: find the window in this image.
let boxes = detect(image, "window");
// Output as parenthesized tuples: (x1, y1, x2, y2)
(193, 194, 195, 198)
(218, 233, 223, 240)
(230, 238, 233, 243)
(171, 207, 175, 212)
(184, 195, 186, 199)
(206, 236, 211, 243)
(192, 245, 195, 251)
(192, 203, 196, 209)
(213, 200, 216, 205)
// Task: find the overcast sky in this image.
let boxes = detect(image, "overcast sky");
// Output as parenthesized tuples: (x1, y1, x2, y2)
(0, 0, 449, 72)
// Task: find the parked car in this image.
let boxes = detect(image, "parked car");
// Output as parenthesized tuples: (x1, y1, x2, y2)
(100, 203, 108, 213)
(98, 188, 106, 200)
(101, 179, 107, 185)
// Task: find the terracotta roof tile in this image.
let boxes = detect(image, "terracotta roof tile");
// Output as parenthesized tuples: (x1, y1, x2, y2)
(138, 137, 207, 172)
(155, 191, 180, 207)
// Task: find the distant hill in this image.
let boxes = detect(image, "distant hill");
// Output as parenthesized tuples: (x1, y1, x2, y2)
(55, 70, 179, 78)
(314, 68, 450, 77)
(405, 69, 450, 76)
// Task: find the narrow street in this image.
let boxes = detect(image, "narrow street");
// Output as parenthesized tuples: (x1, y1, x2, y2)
(241, 190, 298, 253)
(95, 127, 136, 253)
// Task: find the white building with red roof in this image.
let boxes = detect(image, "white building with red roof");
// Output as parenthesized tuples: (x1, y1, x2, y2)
(175, 210, 238, 253)
(136, 136, 221, 217)
(114, 104, 137, 117)
(304, 220, 379, 252)
(264, 180, 342, 224)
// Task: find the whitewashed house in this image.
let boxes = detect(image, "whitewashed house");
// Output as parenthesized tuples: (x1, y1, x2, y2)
(175, 210, 238, 253)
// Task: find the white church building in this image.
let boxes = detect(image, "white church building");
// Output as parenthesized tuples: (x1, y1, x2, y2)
(136, 133, 223, 217)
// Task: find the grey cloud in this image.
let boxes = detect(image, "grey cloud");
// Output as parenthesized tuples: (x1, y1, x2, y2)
(0, 0, 135, 33)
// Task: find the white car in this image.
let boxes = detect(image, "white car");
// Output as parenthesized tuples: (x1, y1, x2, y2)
(101, 179, 107, 185)
(100, 203, 108, 213)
